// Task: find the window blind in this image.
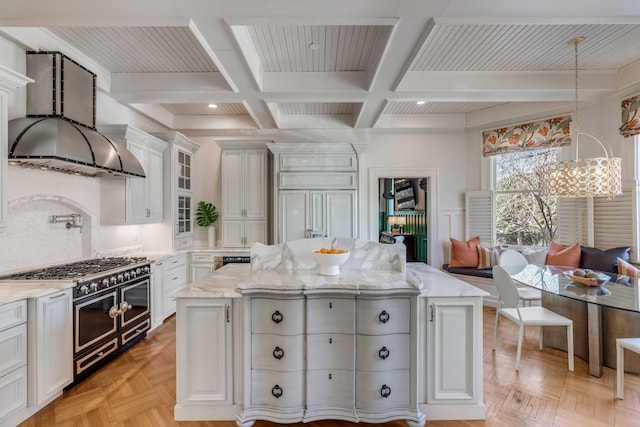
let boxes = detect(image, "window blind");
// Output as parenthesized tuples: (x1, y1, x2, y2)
(593, 189, 634, 253)
(465, 191, 495, 247)
(556, 197, 590, 246)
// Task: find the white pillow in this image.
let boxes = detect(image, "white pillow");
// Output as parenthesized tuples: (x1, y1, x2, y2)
(521, 247, 548, 265)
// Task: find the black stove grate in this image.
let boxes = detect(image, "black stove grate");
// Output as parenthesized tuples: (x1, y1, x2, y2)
(0, 256, 148, 281)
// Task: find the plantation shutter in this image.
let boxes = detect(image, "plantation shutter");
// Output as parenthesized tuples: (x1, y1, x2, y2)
(593, 186, 635, 255)
(556, 198, 590, 246)
(465, 191, 495, 247)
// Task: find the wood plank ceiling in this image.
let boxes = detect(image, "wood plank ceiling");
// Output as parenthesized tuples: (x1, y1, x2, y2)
(2, 0, 640, 137)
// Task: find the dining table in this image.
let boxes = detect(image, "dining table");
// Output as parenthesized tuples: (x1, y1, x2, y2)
(511, 264, 640, 377)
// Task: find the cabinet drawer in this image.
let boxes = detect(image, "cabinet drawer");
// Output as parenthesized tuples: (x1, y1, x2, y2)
(252, 334, 303, 371)
(251, 298, 304, 335)
(356, 298, 410, 335)
(165, 254, 187, 270)
(306, 369, 354, 409)
(355, 370, 410, 410)
(356, 334, 409, 371)
(307, 334, 354, 371)
(306, 297, 355, 334)
(0, 323, 27, 378)
(164, 268, 186, 293)
(0, 300, 27, 332)
(190, 252, 215, 263)
(0, 365, 27, 421)
(251, 370, 304, 408)
(175, 237, 193, 250)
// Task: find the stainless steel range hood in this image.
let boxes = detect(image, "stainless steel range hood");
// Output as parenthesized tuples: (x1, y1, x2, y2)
(7, 52, 145, 178)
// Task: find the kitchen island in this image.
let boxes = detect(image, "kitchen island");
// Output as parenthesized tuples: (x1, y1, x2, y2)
(173, 238, 487, 425)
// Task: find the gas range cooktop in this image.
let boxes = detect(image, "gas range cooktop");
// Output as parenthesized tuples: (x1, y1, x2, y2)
(0, 256, 148, 281)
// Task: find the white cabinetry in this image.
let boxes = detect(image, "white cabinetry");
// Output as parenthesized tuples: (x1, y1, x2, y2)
(0, 66, 32, 228)
(162, 254, 187, 319)
(190, 252, 217, 283)
(28, 289, 73, 406)
(150, 260, 165, 331)
(423, 297, 484, 420)
(153, 132, 200, 250)
(279, 190, 356, 242)
(0, 300, 27, 424)
(99, 125, 167, 224)
(267, 143, 361, 244)
(218, 142, 269, 248)
(175, 298, 236, 420)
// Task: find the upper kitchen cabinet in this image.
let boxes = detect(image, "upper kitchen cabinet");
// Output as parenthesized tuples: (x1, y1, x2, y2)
(217, 141, 270, 248)
(268, 143, 362, 243)
(0, 66, 32, 228)
(99, 125, 168, 224)
(153, 132, 200, 250)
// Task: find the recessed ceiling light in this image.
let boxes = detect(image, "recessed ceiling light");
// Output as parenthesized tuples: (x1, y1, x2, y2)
(208, 103, 218, 109)
(308, 42, 320, 51)
(416, 101, 426, 105)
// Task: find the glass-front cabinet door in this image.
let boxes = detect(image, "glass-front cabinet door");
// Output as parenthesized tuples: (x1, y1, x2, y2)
(177, 193, 192, 236)
(178, 150, 191, 191)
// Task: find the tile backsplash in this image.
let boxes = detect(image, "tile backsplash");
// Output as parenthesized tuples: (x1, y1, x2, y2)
(0, 196, 92, 272)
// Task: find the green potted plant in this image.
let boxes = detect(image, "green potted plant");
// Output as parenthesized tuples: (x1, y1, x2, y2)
(196, 201, 219, 247)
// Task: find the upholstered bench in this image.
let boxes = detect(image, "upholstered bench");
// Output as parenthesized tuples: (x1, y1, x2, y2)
(442, 264, 500, 307)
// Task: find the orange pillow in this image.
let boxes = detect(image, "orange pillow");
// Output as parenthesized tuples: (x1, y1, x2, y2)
(449, 236, 481, 268)
(545, 240, 581, 268)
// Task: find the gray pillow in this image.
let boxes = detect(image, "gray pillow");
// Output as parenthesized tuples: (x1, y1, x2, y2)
(521, 247, 548, 265)
(580, 246, 631, 273)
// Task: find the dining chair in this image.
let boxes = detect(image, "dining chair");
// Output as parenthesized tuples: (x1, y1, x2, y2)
(616, 338, 640, 399)
(498, 249, 541, 307)
(492, 265, 574, 371)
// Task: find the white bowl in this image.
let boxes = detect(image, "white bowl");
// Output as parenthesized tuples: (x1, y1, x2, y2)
(311, 250, 350, 275)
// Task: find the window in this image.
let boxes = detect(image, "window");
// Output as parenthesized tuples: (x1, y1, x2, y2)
(493, 148, 559, 246)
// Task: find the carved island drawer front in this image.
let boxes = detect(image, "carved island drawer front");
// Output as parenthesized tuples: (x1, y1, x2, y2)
(356, 298, 410, 335)
(251, 334, 303, 371)
(356, 334, 409, 371)
(306, 298, 355, 334)
(306, 369, 355, 408)
(251, 298, 304, 335)
(251, 370, 304, 408)
(307, 334, 354, 370)
(355, 370, 410, 410)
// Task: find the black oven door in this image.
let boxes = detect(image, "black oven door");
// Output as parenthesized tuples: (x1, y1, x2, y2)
(119, 277, 150, 329)
(75, 290, 118, 354)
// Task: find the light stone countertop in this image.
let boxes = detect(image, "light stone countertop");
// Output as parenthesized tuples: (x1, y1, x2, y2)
(173, 262, 490, 299)
(0, 280, 76, 305)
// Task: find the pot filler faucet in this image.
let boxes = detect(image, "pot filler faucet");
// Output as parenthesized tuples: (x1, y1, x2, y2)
(51, 213, 82, 229)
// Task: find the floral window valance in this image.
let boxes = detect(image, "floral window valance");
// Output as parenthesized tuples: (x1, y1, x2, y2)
(620, 95, 640, 138)
(482, 115, 572, 157)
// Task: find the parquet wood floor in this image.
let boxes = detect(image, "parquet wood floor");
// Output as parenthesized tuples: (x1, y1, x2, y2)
(19, 307, 640, 427)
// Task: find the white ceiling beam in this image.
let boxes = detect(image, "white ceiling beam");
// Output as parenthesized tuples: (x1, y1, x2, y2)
(188, 20, 239, 93)
(374, 113, 467, 129)
(396, 70, 618, 101)
(109, 72, 233, 103)
(263, 71, 369, 92)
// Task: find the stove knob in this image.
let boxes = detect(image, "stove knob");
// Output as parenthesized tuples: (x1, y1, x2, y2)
(136, 267, 142, 275)
(143, 266, 150, 273)
(90, 282, 99, 292)
(130, 270, 137, 279)
(102, 278, 110, 287)
(79, 285, 89, 295)
(110, 276, 117, 285)
(124, 272, 131, 280)
(117, 274, 124, 282)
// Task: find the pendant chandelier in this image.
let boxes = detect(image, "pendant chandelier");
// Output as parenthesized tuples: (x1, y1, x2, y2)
(539, 37, 622, 198)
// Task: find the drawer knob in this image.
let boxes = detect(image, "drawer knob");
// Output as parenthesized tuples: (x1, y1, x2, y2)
(378, 346, 390, 360)
(271, 310, 283, 324)
(271, 384, 283, 398)
(272, 346, 285, 360)
(378, 310, 390, 324)
(380, 384, 392, 398)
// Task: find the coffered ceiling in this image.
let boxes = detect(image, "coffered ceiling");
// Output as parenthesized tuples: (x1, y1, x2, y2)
(1, 0, 640, 140)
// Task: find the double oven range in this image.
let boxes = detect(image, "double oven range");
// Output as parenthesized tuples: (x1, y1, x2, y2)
(0, 256, 152, 387)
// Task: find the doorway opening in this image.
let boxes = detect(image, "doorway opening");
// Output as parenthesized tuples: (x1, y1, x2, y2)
(378, 177, 429, 263)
